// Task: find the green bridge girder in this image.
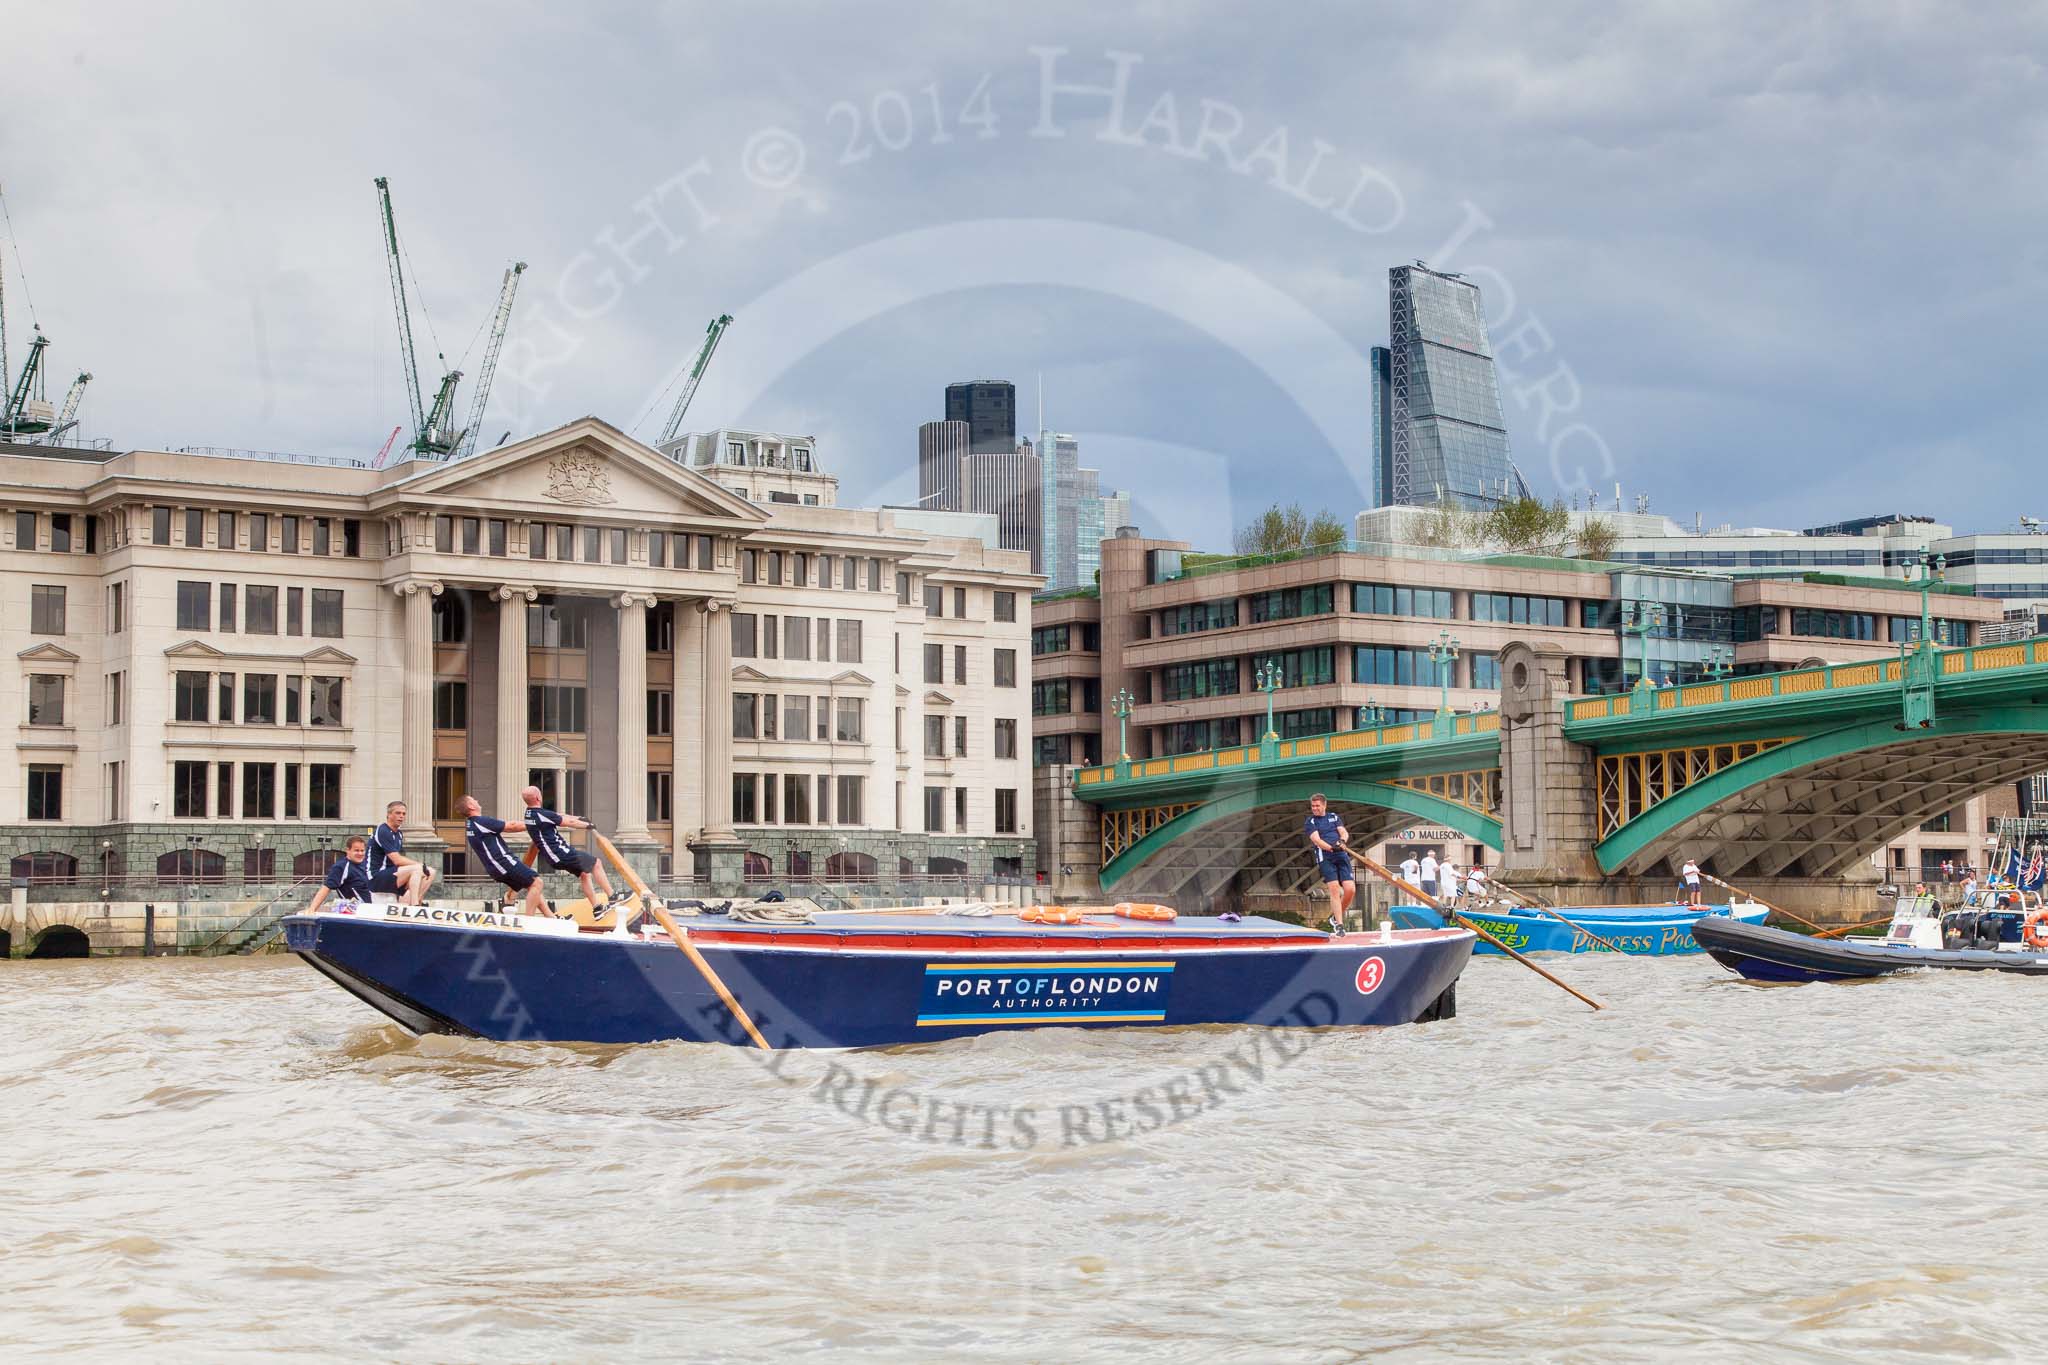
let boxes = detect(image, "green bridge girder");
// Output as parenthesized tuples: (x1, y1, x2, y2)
(1072, 638, 2048, 885)
(1096, 777, 1503, 898)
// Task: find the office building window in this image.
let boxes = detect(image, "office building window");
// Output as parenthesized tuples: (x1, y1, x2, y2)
(783, 774, 810, 825)
(281, 515, 300, 553)
(924, 714, 946, 757)
(286, 586, 304, 636)
(732, 612, 758, 658)
(648, 771, 673, 823)
(174, 671, 210, 722)
(218, 674, 235, 723)
(648, 689, 673, 737)
(310, 589, 344, 638)
(173, 761, 208, 818)
(246, 585, 278, 634)
(1032, 625, 1072, 655)
(217, 761, 235, 818)
(953, 715, 967, 756)
(282, 763, 301, 818)
(995, 590, 1017, 622)
(1248, 584, 1335, 623)
(835, 698, 864, 742)
(284, 676, 301, 724)
(836, 619, 862, 663)
(784, 695, 810, 740)
(1353, 584, 1454, 620)
(242, 763, 277, 819)
(610, 528, 628, 564)
(434, 766, 465, 821)
(30, 584, 64, 634)
(836, 776, 864, 826)
(308, 764, 342, 820)
(762, 615, 779, 660)
(528, 685, 588, 733)
(218, 582, 237, 632)
(11, 509, 33, 548)
(26, 674, 64, 726)
(953, 645, 966, 685)
(555, 523, 575, 561)
(1162, 659, 1240, 701)
(1470, 592, 1567, 627)
(924, 786, 946, 832)
(489, 519, 507, 557)
(107, 582, 124, 633)
(48, 513, 70, 552)
(184, 507, 205, 547)
(996, 789, 1019, 833)
(1253, 647, 1335, 689)
(1275, 707, 1338, 740)
(1032, 679, 1071, 715)
(249, 512, 269, 550)
(925, 584, 943, 617)
(994, 648, 1017, 687)
(1352, 646, 1437, 687)
(785, 615, 810, 660)
(434, 680, 468, 730)
(1161, 718, 1241, 755)
(924, 643, 943, 684)
(955, 787, 967, 832)
(733, 693, 759, 739)
(243, 674, 278, 725)
(1471, 652, 1503, 690)
(152, 506, 172, 545)
(995, 717, 1017, 758)
(307, 676, 344, 727)
(105, 671, 123, 725)
(815, 617, 831, 661)
(176, 581, 211, 631)
(314, 518, 333, 556)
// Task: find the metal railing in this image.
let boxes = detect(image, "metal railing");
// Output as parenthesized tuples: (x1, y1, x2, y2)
(173, 445, 369, 469)
(195, 876, 321, 955)
(1073, 710, 1501, 789)
(1564, 636, 2048, 723)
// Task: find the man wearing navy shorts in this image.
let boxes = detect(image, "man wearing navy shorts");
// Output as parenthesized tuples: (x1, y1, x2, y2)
(1304, 792, 1354, 936)
(460, 794, 549, 917)
(368, 800, 433, 905)
(521, 785, 627, 912)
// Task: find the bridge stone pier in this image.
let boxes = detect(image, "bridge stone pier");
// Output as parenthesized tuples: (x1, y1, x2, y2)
(1056, 635, 2048, 925)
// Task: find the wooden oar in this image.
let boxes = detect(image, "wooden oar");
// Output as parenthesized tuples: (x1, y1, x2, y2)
(1815, 913, 1896, 941)
(1347, 847, 1603, 1012)
(1475, 877, 1630, 955)
(594, 834, 771, 1052)
(1694, 869, 1833, 935)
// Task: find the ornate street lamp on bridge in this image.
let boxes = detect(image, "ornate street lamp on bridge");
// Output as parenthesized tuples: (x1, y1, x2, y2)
(1623, 602, 1666, 690)
(1254, 657, 1282, 743)
(1427, 629, 1460, 727)
(1110, 687, 1134, 766)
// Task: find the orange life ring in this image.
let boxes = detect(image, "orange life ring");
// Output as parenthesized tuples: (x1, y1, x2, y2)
(1113, 902, 1178, 922)
(2023, 908, 2048, 950)
(1021, 905, 1086, 925)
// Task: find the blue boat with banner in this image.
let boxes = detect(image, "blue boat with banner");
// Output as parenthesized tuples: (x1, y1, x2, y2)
(283, 898, 1475, 1049)
(1391, 900, 1769, 955)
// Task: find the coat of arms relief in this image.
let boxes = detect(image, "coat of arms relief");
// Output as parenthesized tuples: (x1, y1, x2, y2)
(546, 450, 616, 505)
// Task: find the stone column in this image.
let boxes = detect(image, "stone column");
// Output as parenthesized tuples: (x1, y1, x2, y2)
(494, 585, 535, 811)
(701, 598, 736, 840)
(613, 593, 656, 848)
(397, 580, 441, 826)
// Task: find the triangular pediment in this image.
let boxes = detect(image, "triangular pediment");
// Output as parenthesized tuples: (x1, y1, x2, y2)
(526, 738, 574, 761)
(164, 639, 227, 659)
(895, 685, 911, 697)
(830, 669, 874, 687)
(924, 690, 955, 707)
(731, 664, 773, 682)
(17, 642, 80, 663)
(301, 645, 358, 665)
(385, 417, 767, 526)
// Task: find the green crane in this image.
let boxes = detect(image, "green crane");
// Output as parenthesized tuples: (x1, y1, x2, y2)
(375, 177, 523, 461)
(659, 314, 734, 444)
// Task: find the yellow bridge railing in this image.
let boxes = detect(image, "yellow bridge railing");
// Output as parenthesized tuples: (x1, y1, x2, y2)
(1072, 710, 1500, 790)
(1563, 638, 2048, 724)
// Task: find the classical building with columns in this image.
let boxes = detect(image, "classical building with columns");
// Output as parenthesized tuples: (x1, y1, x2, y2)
(0, 418, 1037, 896)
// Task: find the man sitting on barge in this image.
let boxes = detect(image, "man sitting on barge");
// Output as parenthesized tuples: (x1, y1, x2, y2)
(307, 835, 374, 915)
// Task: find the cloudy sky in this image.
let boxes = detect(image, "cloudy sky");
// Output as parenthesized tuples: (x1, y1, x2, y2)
(5, 2, 2045, 546)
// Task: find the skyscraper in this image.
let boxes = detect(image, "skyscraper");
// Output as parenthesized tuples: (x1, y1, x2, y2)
(1370, 345, 1393, 510)
(945, 381, 1017, 454)
(918, 419, 969, 511)
(962, 448, 1043, 573)
(1385, 264, 1526, 510)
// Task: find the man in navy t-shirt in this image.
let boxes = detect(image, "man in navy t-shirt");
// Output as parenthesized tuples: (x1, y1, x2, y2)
(1304, 792, 1354, 936)
(459, 794, 548, 916)
(521, 785, 626, 914)
(307, 835, 374, 915)
(368, 800, 434, 905)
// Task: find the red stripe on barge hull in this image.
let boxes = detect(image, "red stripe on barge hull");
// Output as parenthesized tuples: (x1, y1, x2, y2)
(678, 928, 1469, 953)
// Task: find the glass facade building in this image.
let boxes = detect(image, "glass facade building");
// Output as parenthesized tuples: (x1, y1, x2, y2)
(1386, 265, 1527, 510)
(945, 381, 1017, 455)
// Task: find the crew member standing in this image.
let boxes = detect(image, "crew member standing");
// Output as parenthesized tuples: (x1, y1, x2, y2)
(1398, 851, 1423, 907)
(1419, 849, 1441, 902)
(460, 795, 549, 917)
(1681, 857, 1703, 908)
(1303, 792, 1354, 935)
(521, 785, 626, 913)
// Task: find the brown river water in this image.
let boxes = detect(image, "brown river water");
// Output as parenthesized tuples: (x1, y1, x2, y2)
(3, 950, 2042, 1362)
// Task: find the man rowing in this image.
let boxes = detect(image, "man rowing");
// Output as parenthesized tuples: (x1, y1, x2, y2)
(459, 794, 549, 917)
(369, 800, 434, 905)
(521, 785, 628, 913)
(1304, 791, 1354, 936)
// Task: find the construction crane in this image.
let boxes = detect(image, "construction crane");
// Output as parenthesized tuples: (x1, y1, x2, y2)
(38, 371, 90, 443)
(1, 329, 52, 437)
(453, 260, 526, 461)
(659, 313, 734, 444)
(370, 425, 403, 470)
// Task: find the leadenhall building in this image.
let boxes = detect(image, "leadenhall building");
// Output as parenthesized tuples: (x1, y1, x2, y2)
(0, 418, 1038, 892)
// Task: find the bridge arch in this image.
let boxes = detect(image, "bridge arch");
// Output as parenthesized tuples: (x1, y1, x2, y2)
(1596, 706, 2048, 879)
(1099, 776, 1501, 895)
